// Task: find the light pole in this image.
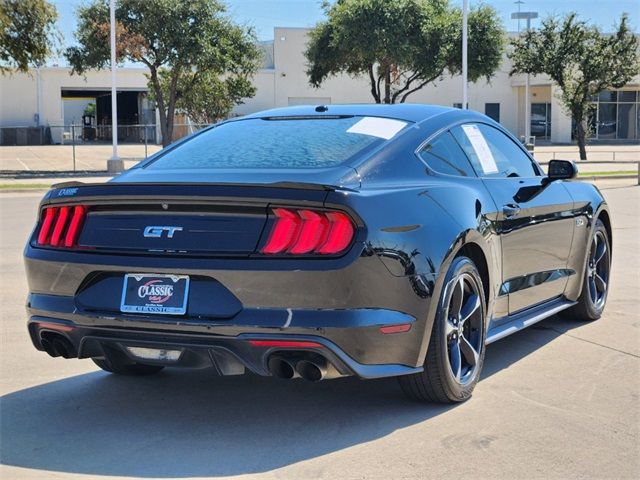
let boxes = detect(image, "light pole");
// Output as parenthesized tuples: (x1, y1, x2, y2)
(511, 9, 538, 143)
(107, 0, 124, 173)
(462, 0, 468, 109)
(514, 1, 524, 32)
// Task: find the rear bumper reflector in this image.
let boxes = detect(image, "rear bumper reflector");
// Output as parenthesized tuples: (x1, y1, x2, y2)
(379, 324, 412, 334)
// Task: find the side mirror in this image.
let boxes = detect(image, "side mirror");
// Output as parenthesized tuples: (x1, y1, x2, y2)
(547, 159, 578, 181)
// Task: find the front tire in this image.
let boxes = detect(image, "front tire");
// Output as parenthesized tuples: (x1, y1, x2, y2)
(563, 219, 611, 321)
(399, 256, 486, 403)
(92, 345, 164, 376)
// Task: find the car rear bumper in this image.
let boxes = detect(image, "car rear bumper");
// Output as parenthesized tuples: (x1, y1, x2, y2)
(27, 307, 423, 379)
(24, 243, 436, 370)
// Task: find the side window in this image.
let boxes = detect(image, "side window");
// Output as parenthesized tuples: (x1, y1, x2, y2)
(418, 131, 477, 177)
(451, 123, 540, 178)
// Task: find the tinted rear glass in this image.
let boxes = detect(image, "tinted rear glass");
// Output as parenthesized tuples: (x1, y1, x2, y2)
(146, 116, 409, 170)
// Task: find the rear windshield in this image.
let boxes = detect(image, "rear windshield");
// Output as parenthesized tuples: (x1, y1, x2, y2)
(145, 116, 409, 170)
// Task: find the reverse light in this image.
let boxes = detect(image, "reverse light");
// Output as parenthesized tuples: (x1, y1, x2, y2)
(125, 346, 183, 361)
(36, 205, 88, 249)
(260, 208, 355, 256)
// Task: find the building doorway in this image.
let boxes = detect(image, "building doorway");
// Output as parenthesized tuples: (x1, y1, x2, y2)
(531, 103, 551, 139)
(61, 89, 156, 143)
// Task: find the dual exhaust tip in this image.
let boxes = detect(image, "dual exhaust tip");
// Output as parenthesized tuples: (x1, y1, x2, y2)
(40, 333, 76, 359)
(268, 354, 341, 382)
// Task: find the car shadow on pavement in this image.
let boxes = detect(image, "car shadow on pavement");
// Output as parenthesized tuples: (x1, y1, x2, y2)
(0, 315, 575, 478)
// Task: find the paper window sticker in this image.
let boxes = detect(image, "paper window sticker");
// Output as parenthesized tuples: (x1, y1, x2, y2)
(346, 117, 407, 140)
(461, 124, 499, 174)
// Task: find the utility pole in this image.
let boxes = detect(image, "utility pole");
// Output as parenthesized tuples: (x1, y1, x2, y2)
(514, 1, 524, 32)
(107, 0, 124, 173)
(462, 0, 468, 109)
(511, 8, 538, 143)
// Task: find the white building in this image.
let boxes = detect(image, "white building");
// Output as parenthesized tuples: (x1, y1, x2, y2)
(1, 27, 639, 145)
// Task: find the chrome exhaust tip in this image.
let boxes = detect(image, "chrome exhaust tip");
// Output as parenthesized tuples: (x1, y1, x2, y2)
(267, 356, 300, 379)
(296, 357, 342, 382)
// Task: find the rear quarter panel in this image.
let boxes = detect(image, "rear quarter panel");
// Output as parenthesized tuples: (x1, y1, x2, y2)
(327, 173, 501, 367)
(562, 180, 610, 300)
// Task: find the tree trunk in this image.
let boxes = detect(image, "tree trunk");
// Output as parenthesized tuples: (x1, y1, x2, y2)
(164, 68, 181, 147)
(149, 68, 172, 147)
(367, 65, 381, 103)
(575, 118, 588, 161)
(383, 65, 391, 104)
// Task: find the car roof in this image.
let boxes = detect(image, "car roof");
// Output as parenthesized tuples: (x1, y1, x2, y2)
(240, 103, 455, 123)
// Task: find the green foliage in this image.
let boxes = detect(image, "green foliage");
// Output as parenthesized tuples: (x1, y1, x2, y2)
(157, 71, 256, 125)
(305, 0, 505, 103)
(83, 103, 96, 117)
(509, 13, 639, 159)
(66, 0, 260, 145)
(0, 0, 58, 74)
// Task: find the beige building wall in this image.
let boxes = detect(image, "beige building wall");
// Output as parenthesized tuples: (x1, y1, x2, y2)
(0, 71, 39, 126)
(232, 69, 276, 116)
(1, 68, 150, 128)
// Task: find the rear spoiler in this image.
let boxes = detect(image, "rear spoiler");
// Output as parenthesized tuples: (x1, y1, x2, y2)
(50, 181, 355, 192)
(41, 181, 357, 208)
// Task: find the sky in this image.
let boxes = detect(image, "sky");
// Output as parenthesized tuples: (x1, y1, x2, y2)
(50, 0, 639, 66)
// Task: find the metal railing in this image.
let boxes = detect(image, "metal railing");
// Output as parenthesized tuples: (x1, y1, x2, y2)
(0, 123, 212, 172)
(538, 160, 640, 185)
(534, 150, 640, 162)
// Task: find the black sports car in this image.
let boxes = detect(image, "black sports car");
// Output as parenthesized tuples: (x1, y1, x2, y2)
(24, 104, 612, 403)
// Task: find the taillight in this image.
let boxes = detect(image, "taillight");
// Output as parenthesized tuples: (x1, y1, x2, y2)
(260, 208, 355, 256)
(36, 205, 87, 248)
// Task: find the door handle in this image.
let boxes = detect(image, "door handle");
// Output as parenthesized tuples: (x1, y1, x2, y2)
(502, 204, 521, 218)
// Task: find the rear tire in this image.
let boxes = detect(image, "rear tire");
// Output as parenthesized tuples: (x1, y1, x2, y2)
(399, 256, 487, 403)
(562, 219, 611, 321)
(92, 346, 164, 376)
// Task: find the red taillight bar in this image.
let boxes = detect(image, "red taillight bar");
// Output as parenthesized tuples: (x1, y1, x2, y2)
(50, 206, 70, 247)
(262, 208, 302, 254)
(36, 205, 88, 249)
(64, 206, 87, 248)
(317, 211, 354, 255)
(37, 207, 56, 245)
(289, 209, 329, 254)
(248, 340, 323, 348)
(260, 208, 356, 256)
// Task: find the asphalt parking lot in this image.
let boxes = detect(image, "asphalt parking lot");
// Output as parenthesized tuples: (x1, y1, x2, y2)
(1, 182, 638, 480)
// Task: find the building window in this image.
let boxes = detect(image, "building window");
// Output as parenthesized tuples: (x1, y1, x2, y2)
(574, 89, 640, 140)
(484, 103, 500, 123)
(453, 103, 463, 109)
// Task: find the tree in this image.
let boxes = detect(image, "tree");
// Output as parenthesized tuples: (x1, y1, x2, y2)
(305, 0, 504, 104)
(65, 0, 260, 146)
(509, 13, 639, 160)
(0, 0, 58, 74)
(152, 54, 257, 125)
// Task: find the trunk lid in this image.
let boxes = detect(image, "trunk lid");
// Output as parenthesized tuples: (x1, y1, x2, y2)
(37, 182, 339, 257)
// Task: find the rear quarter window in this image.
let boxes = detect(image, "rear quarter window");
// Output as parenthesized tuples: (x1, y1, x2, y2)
(418, 131, 477, 177)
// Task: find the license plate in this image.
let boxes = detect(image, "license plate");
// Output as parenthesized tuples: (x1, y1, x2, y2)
(120, 274, 189, 315)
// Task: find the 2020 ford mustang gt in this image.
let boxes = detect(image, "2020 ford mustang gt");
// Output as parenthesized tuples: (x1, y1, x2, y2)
(24, 104, 611, 403)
